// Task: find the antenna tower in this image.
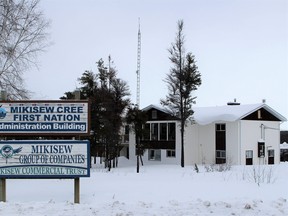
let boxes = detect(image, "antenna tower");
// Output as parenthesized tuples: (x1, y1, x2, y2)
(136, 18, 141, 107)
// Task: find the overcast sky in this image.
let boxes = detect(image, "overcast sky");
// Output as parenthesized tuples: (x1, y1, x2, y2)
(25, 0, 288, 129)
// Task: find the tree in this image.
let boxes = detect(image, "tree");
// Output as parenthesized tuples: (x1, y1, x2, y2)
(0, 0, 50, 99)
(126, 105, 148, 173)
(62, 56, 130, 171)
(161, 20, 201, 167)
(95, 57, 130, 170)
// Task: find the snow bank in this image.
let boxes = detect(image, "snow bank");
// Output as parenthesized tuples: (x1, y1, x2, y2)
(0, 158, 287, 215)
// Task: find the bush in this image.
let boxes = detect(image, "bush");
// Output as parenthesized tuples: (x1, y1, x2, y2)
(204, 163, 232, 172)
(243, 165, 276, 186)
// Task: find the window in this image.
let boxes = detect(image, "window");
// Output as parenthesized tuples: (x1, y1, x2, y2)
(143, 122, 175, 141)
(246, 150, 253, 165)
(123, 125, 129, 143)
(216, 150, 226, 159)
(216, 124, 226, 131)
(268, 149, 274, 165)
(148, 149, 161, 161)
(258, 142, 265, 157)
(166, 149, 176, 158)
(168, 123, 176, 140)
(160, 123, 167, 140)
(215, 124, 226, 164)
(143, 123, 150, 140)
(268, 149, 274, 157)
(151, 123, 158, 140)
(152, 110, 157, 119)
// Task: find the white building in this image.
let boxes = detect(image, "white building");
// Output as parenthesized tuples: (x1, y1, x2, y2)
(127, 103, 286, 166)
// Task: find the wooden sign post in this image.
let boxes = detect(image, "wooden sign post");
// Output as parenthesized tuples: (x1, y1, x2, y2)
(0, 178, 6, 202)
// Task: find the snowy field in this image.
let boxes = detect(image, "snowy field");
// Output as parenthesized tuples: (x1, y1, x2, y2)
(1, 158, 287, 216)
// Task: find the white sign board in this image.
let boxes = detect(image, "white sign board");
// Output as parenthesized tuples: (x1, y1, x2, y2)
(0, 101, 89, 135)
(0, 140, 90, 178)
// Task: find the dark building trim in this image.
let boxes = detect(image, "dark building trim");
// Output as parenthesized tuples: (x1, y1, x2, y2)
(242, 108, 281, 121)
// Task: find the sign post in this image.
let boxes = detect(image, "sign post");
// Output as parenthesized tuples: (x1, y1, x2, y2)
(74, 178, 80, 203)
(0, 178, 6, 202)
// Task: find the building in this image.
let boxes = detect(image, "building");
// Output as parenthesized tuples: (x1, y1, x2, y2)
(128, 105, 180, 165)
(128, 103, 286, 166)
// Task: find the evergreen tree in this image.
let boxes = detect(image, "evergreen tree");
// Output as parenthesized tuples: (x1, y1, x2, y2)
(161, 20, 201, 167)
(61, 56, 130, 170)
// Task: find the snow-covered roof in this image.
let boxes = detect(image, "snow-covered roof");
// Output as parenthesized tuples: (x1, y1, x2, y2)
(142, 104, 170, 114)
(192, 103, 287, 125)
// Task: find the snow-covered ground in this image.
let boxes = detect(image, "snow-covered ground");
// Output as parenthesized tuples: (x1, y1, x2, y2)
(1, 158, 287, 216)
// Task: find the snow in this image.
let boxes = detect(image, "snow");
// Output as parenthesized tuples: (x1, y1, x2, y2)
(1, 157, 287, 215)
(280, 142, 288, 149)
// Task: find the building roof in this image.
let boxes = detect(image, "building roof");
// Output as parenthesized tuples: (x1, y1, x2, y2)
(142, 103, 287, 125)
(193, 103, 287, 125)
(142, 104, 170, 114)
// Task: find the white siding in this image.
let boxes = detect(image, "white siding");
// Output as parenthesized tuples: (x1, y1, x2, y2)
(226, 122, 239, 165)
(240, 120, 280, 165)
(185, 124, 215, 165)
(198, 124, 215, 165)
(184, 123, 198, 166)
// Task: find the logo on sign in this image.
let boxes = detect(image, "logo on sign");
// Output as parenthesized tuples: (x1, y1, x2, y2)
(0, 145, 22, 163)
(0, 105, 7, 119)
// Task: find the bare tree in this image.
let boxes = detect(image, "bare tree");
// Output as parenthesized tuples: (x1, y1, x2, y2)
(0, 0, 50, 99)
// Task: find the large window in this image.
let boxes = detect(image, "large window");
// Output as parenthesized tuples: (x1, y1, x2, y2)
(160, 123, 167, 140)
(168, 123, 176, 141)
(143, 123, 150, 140)
(215, 123, 226, 164)
(151, 123, 158, 140)
(144, 122, 176, 141)
(143, 122, 176, 150)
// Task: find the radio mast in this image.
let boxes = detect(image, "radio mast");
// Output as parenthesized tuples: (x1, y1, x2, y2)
(136, 18, 141, 107)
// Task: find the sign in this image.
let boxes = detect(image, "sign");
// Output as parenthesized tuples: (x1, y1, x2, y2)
(0, 140, 90, 178)
(0, 101, 89, 135)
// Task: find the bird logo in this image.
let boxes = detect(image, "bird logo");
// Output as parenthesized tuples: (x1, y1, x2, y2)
(0, 145, 22, 164)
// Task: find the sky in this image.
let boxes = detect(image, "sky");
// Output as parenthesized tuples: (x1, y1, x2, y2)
(25, 0, 288, 129)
